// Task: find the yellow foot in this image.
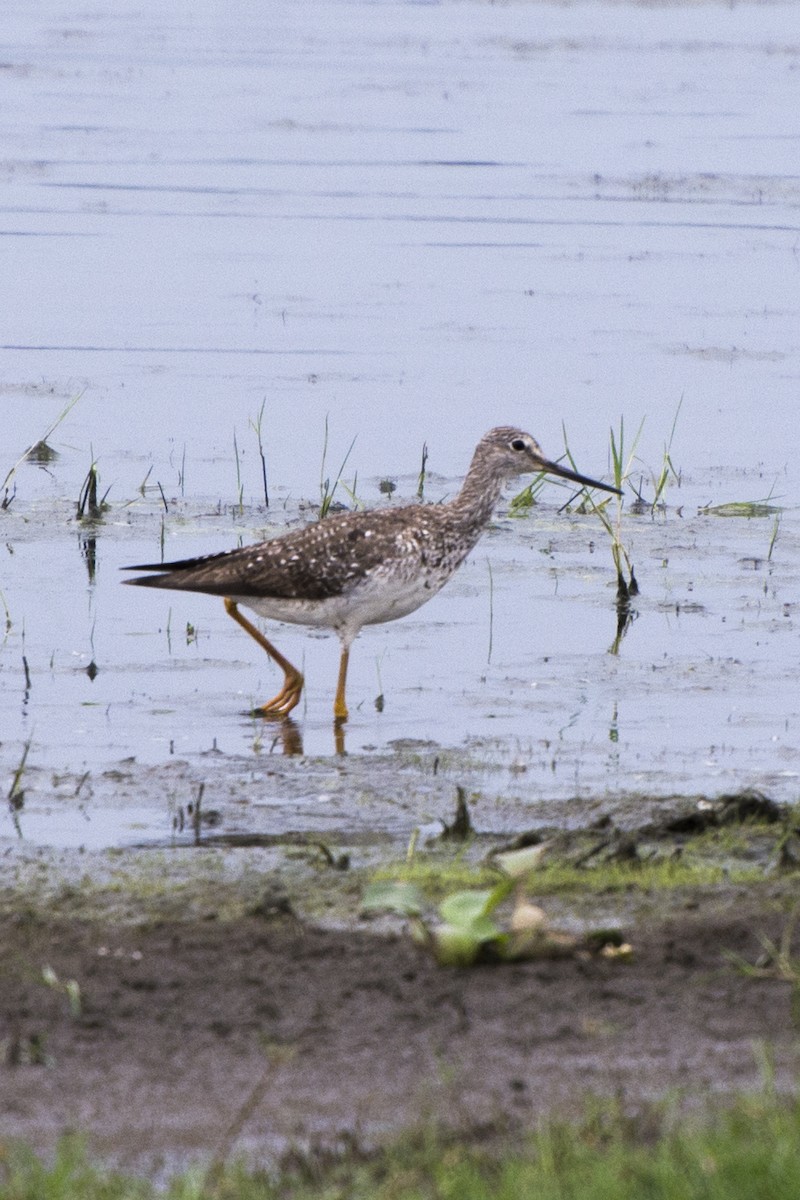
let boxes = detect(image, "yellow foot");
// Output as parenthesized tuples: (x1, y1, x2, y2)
(253, 671, 304, 718)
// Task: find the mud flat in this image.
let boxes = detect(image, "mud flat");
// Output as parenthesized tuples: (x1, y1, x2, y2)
(3, 782, 800, 1179)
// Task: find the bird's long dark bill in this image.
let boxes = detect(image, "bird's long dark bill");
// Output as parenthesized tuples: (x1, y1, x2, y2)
(539, 458, 621, 496)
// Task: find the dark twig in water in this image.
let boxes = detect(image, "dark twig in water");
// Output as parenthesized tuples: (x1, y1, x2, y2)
(189, 781, 205, 845)
(442, 786, 474, 841)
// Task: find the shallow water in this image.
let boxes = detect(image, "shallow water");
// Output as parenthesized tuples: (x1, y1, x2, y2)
(2, 0, 799, 847)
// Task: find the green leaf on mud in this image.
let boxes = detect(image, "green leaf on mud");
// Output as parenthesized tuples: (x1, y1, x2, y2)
(433, 923, 502, 966)
(438, 889, 498, 928)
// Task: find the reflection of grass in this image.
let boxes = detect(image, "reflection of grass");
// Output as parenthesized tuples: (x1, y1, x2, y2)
(562, 416, 639, 653)
(768, 514, 781, 561)
(6, 737, 31, 837)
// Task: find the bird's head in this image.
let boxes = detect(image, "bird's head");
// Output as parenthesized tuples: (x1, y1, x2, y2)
(478, 427, 621, 495)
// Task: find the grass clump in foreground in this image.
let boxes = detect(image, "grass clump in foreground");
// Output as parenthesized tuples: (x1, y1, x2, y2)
(3, 1089, 800, 1199)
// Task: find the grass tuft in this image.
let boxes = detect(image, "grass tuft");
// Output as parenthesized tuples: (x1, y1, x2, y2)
(417, 441, 428, 500)
(3, 1090, 800, 1198)
(319, 415, 357, 518)
(2, 393, 81, 508)
(249, 398, 270, 508)
(76, 452, 111, 520)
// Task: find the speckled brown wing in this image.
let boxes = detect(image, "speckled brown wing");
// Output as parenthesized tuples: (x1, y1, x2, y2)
(123, 504, 445, 602)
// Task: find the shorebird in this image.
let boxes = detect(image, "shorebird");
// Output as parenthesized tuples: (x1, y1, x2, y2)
(124, 427, 620, 722)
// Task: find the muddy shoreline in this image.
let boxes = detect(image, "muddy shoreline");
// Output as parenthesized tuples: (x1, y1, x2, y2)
(3, 789, 799, 1180)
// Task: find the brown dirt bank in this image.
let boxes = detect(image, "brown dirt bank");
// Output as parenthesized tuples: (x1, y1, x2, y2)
(2, 886, 798, 1180)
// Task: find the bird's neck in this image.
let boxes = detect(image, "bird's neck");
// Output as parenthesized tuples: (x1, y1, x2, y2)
(448, 456, 508, 538)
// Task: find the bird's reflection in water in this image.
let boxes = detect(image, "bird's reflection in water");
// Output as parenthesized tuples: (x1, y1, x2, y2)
(260, 716, 304, 757)
(257, 715, 348, 757)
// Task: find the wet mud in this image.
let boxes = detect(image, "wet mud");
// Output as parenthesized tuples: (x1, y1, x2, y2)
(3, 789, 800, 1178)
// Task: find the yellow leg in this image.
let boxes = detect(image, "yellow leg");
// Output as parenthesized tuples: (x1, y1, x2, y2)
(224, 597, 304, 717)
(334, 644, 350, 723)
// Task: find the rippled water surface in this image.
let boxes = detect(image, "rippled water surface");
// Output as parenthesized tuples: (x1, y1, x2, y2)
(2, 0, 799, 846)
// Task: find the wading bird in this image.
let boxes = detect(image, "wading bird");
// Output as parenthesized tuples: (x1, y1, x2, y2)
(124, 427, 620, 722)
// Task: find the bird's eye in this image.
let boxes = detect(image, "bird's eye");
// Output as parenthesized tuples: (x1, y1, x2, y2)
(510, 438, 526, 451)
